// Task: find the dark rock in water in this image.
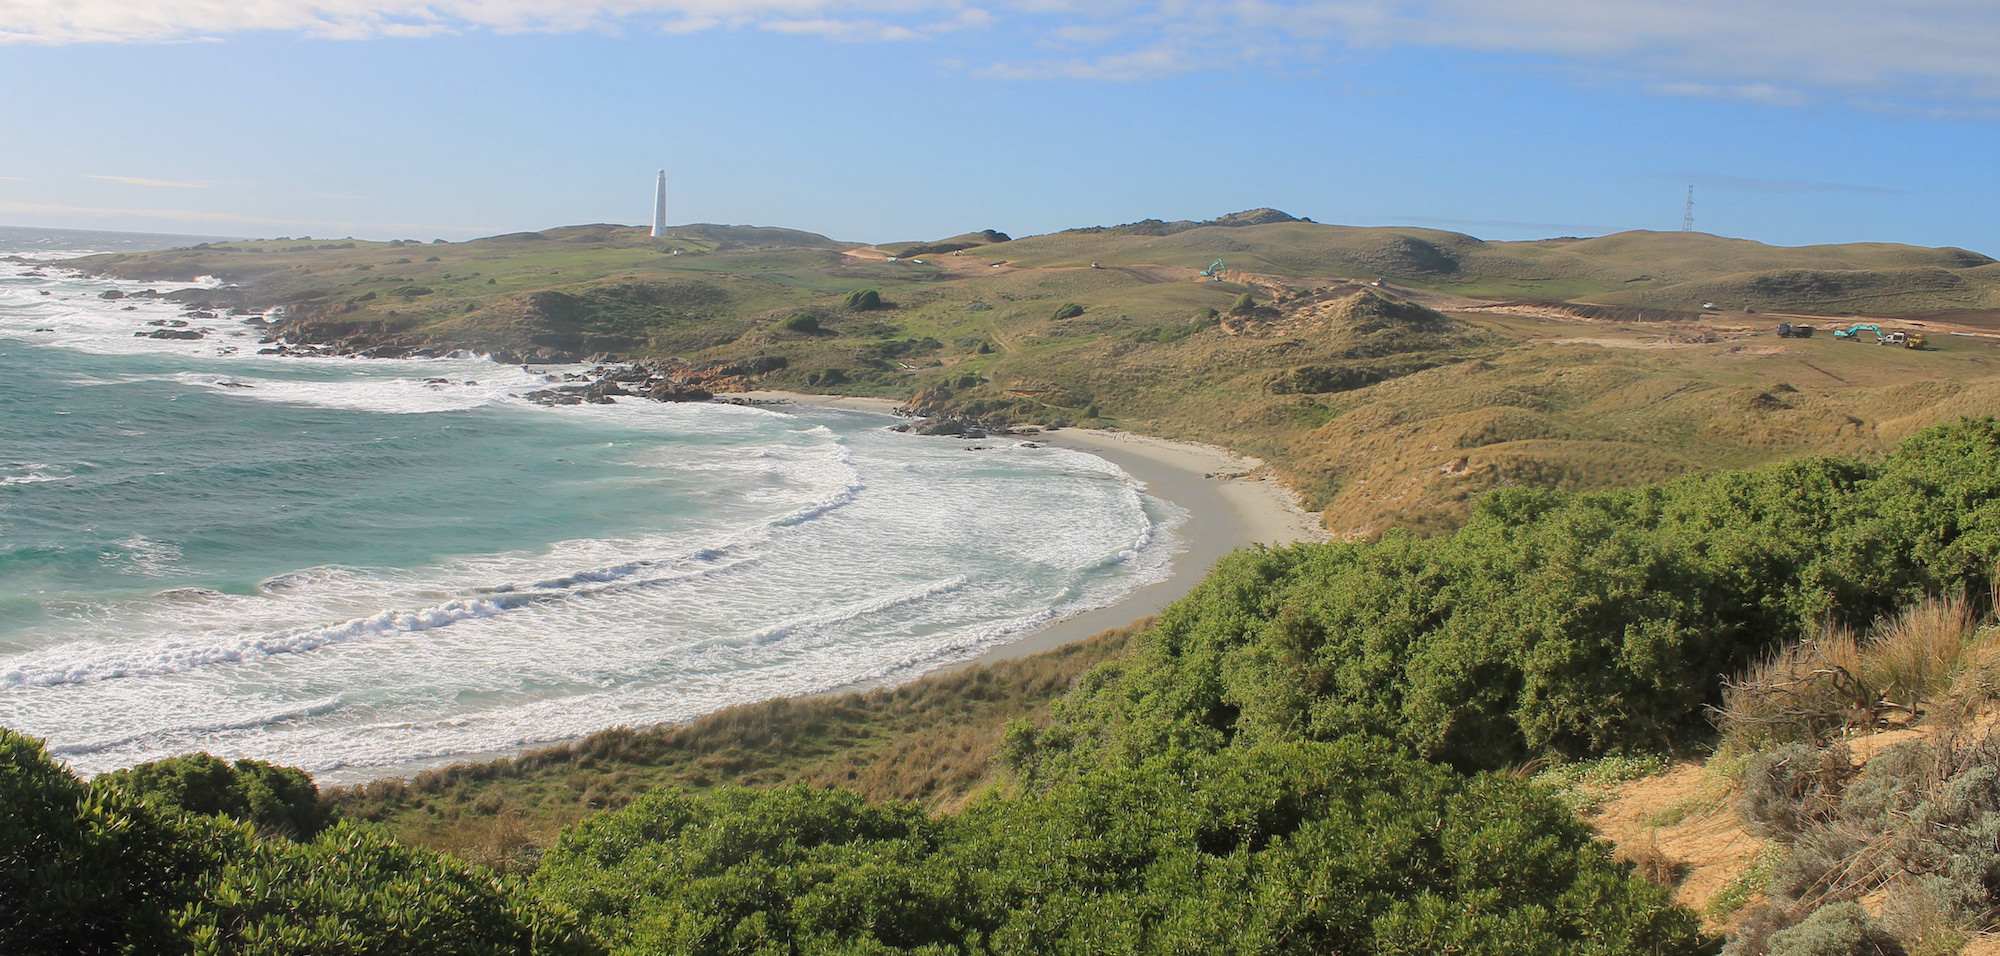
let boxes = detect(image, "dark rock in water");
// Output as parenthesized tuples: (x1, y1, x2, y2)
(32, 327, 53, 333)
(121, 305, 137, 311)
(647, 384, 713, 402)
(38, 290, 50, 296)
(525, 388, 585, 406)
(185, 310, 217, 319)
(99, 289, 125, 300)
(893, 417, 987, 439)
(212, 378, 252, 388)
(145, 328, 206, 340)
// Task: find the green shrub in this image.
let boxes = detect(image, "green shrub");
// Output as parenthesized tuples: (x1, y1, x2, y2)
(841, 289, 882, 311)
(1757, 902, 1904, 956)
(779, 313, 820, 334)
(1051, 302, 1084, 320)
(1014, 419, 2000, 778)
(1, 730, 245, 955)
(1231, 292, 1256, 313)
(2, 730, 587, 955)
(96, 752, 331, 839)
(531, 742, 1707, 955)
(177, 822, 599, 955)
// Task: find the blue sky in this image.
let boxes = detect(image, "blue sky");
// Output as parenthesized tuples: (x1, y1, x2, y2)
(1, 1, 1996, 252)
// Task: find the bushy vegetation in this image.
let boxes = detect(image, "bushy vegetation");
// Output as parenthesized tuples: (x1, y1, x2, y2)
(533, 741, 1703, 956)
(95, 751, 330, 839)
(1724, 725, 2000, 954)
(1009, 419, 2000, 779)
(0, 730, 593, 956)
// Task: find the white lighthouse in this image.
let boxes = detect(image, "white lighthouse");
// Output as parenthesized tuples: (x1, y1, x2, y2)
(650, 170, 668, 238)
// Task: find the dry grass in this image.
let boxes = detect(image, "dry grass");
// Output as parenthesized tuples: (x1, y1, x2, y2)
(1720, 597, 1982, 751)
(325, 624, 1138, 867)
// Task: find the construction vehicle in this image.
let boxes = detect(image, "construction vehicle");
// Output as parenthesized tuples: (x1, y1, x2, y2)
(1776, 323, 1816, 338)
(1832, 323, 1883, 341)
(1198, 259, 1225, 281)
(1904, 332, 1927, 349)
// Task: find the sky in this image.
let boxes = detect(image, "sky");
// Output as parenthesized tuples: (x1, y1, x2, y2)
(1, 1, 1996, 252)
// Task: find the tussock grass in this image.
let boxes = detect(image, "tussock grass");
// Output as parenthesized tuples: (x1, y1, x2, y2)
(326, 624, 1137, 868)
(1719, 597, 1982, 751)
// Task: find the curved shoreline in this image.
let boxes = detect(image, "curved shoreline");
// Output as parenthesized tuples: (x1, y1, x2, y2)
(733, 391, 1330, 665)
(328, 392, 1327, 785)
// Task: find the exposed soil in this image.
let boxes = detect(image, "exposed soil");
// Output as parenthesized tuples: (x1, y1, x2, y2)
(1589, 764, 1764, 929)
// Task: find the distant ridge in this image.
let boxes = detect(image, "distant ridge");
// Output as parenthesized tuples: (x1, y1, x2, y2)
(1055, 207, 1305, 238)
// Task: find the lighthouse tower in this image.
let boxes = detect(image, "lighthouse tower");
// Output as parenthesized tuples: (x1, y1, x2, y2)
(650, 170, 668, 238)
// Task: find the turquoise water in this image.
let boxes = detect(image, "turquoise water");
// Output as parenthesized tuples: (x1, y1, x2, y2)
(0, 231, 1182, 779)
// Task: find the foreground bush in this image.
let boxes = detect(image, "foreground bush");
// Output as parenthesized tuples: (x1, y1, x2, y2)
(0, 729, 594, 956)
(532, 740, 1708, 955)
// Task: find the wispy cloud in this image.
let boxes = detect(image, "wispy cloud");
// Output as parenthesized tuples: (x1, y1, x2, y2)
(0, 176, 27, 182)
(88, 174, 209, 188)
(758, 18, 921, 42)
(5, 1, 1997, 114)
(1649, 83, 1809, 109)
(0, 200, 458, 235)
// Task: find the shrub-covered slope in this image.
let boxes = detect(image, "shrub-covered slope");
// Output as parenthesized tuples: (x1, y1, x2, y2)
(1011, 418, 2000, 779)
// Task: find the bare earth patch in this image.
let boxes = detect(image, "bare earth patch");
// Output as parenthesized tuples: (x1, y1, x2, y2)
(1589, 763, 1764, 929)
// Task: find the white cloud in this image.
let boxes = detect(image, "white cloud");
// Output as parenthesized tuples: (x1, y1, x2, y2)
(4, 0, 1997, 112)
(759, 17, 921, 41)
(88, 175, 210, 188)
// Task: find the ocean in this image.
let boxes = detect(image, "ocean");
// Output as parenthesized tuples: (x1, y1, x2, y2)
(0, 227, 1183, 781)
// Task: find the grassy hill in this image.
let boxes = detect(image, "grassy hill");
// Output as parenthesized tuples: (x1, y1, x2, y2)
(65, 214, 2000, 536)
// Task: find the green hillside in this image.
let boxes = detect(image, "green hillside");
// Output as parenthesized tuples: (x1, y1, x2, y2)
(62, 214, 2000, 536)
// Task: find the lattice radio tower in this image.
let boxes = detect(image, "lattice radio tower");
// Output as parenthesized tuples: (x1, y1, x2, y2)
(1682, 185, 1695, 232)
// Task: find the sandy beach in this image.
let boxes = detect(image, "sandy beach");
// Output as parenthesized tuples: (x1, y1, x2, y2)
(734, 391, 1329, 664)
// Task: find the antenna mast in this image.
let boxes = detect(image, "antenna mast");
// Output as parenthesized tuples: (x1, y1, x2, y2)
(1682, 185, 1695, 233)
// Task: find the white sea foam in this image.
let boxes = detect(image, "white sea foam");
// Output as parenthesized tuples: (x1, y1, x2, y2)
(0, 253, 1188, 780)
